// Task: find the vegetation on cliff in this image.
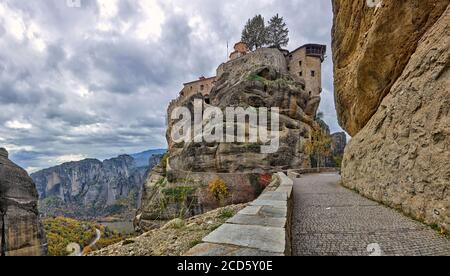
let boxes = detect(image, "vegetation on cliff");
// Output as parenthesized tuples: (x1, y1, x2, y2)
(304, 128, 332, 169)
(33, 153, 163, 221)
(43, 217, 128, 256)
(241, 14, 290, 50)
(91, 204, 245, 256)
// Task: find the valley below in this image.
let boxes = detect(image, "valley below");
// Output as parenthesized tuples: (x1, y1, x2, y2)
(32, 149, 165, 221)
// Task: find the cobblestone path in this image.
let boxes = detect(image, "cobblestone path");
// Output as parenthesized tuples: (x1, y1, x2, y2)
(293, 173, 450, 256)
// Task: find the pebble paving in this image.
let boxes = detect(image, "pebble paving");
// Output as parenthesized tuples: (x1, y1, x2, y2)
(293, 173, 450, 256)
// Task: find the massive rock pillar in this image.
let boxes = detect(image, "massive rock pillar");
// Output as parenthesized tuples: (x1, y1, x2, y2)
(332, 0, 450, 233)
(0, 148, 47, 256)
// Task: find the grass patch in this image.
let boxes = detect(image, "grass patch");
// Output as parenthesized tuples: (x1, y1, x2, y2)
(189, 239, 203, 248)
(219, 208, 236, 220)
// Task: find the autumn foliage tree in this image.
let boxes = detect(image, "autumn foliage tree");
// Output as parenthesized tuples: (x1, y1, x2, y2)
(304, 128, 332, 170)
(208, 178, 229, 206)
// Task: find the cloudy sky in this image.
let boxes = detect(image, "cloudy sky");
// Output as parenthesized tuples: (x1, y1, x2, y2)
(0, 0, 341, 173)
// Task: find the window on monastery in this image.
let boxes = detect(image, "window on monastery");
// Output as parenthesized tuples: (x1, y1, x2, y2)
(299, 61, 302, 66)
(299, 71, 303, 77)
(311, 71, 315, 77)
(287, 66, 290, 71)
(200, 85, 204, 91)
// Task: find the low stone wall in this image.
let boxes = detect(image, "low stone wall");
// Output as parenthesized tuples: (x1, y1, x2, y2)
(288, 167, 338, 179)
(185, 172, 294, 256)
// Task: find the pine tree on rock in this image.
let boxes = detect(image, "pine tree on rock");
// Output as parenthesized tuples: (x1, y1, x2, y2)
(241, 15, 267, 51)
(266, 14, 289, 48)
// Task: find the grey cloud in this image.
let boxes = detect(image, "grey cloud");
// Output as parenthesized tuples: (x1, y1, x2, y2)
(0, 0, 344, 172)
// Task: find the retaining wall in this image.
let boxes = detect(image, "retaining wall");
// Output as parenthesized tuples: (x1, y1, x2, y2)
(185, 172, 294, 256)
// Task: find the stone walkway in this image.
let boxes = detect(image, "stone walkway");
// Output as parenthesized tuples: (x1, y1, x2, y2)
(293, 173, 450, 256)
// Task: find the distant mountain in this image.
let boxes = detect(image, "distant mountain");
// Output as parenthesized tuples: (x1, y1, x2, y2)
(130, 149, 167, 168)
(31, 150, 164, 220)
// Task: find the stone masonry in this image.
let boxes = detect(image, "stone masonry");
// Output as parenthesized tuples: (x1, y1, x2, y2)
(185, 172, 294, 256)
(293, 173, 450, 256)
(176, 42, 326, 111)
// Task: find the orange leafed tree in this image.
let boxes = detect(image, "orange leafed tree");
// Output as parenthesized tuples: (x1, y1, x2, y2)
(208, 177, 229, 206)
(304, 128, 332, 170)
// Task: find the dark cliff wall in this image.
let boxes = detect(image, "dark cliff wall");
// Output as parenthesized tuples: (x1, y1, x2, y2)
(0, 148, 47, 256)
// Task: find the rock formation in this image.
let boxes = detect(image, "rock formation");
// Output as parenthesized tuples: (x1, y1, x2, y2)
(131, 149, 167, 168)
(32, 154, 161, 220)
(0, 148, 47, 256)
(324, 132, 347, 168)
(333, 0, 449, 136)
(331, 132, 346, 157)
(136, 48, 320, 231)
(332, 1, 450, 232)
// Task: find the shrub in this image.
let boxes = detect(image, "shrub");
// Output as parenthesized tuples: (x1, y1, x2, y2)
(334, 155, 343, 169)
(162, 186, 195, 203)
(259, 174, 273, 187)
(163, 218, 185, 230)
(208, 177, 229, 206)
(219, 208, 235, 220)
(189, 239, 203, 248)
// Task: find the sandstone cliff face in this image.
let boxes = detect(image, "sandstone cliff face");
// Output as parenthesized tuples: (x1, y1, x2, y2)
(331, 132, 346, 157)
(333, 1, 450, 232)
(332, 0, 449, 136)
(0, 148, 47, 256)
(32, 154, 158, 220)
(324, 132, 347, 168)
(136, 48, 319, 231)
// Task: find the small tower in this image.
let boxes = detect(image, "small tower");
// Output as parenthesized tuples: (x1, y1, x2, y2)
(287, 44, 326, 116)
(287, 44, 326, 96)
(229, 42, 250, 60)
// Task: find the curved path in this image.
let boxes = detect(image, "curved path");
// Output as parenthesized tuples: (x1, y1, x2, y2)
(88, 229, 101, 248)
(292, 173, 450, 256)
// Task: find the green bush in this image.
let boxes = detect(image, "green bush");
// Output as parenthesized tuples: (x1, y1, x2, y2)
(162, 186, 196, 202)
(219, 208, 236, 220)
(43, 217, 127, 256)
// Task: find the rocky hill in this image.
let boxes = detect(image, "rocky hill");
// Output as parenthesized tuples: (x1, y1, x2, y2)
(32, 153, 163, 220)
(325, 132, 347, 168)
(332, 1, 450, 233)
(136, 48, 321, 231)
(0, 148, 47, 256)
(131, 149, 167, 168)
